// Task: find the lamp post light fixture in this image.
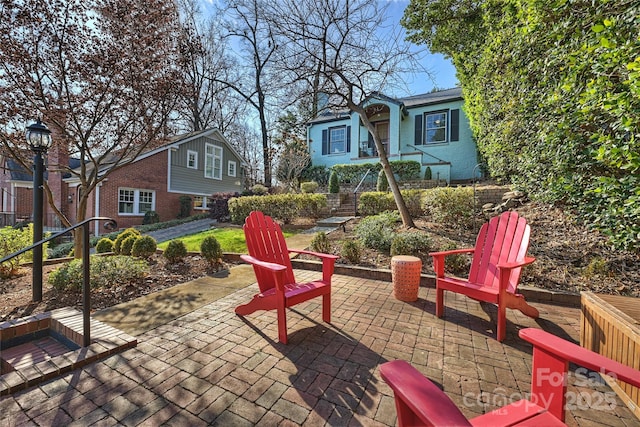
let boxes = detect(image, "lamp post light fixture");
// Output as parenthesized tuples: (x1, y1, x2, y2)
(26, 119, 52, 302)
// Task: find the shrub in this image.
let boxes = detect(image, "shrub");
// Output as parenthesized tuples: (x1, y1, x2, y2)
(390, 232, 432, 257)
(95, 238, 114, 254)
(401, 189, 427, 218)
(113, 228, 141, 254)
(208, 192, 239, 222)
(328, 171, 340, 193)
(48, 241, 74, 259)
(310, 232, 331, 253)
(251, 184, 269, 195)
(227, 193, 327, 224)
(423, 166, 432, 180)
(200, 236, 223, 266)
(0, 224, 45, 278)
(583, 257, 610, 279)
(163, 240, 187, 264)
(142, 210, 160, 225)
(440, 242, 469, 274)
(341, 240, 362, 264)
(300, 165, 329, 186)
(423, 186, 476, 229)
(300, 181, 319, 194)
(132, 235, 157, 259)
(376, 169, 389, 192)
(354, 211, 400, 252)
(49, 255, 148, 291)
(120, 235, 138, 256)
(358, 192, 395, 216)
(178, 195, 192, 218)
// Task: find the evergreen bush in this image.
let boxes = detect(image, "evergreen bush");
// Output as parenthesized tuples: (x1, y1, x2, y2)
(390, 232, 432, 257)
(163, 240, 187, 264)
(376, 170, 389, 192)
(354, 211, 400, 252)
(131, 235, 157, 259)
(341, 240, 362, 264)
(95, 238, 114, 254)
(310, 232, 331, 253)
(142, 210, 160, 225)
(178, 195, 192, 218)
(200, 236, 223, 266)
(113, 228, 141, 254)
(49, 255, 148, 291)
(328, 171, 340, 194)
(120, 235, 138, 256)
(300, 181, 319, 194)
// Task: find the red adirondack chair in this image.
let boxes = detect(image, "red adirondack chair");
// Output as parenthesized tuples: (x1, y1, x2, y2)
(380, 328, 640, 426)
(429, 210, 538, 341)
(235, 211, 339, 344)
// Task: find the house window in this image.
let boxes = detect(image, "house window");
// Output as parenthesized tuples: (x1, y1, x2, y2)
(187, 150, 198, 169)
(228, 161, 236, 177)
(118, 188, 155, 215)
(329, 126, 346, 153)
(205, 143, 223, 179)
(193, 196, 210, 210)
(424, 111, 448, 144)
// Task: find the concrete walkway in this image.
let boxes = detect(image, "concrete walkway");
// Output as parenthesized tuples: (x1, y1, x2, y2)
(146, 218, 216, 243)
(2, 270, 638, 425)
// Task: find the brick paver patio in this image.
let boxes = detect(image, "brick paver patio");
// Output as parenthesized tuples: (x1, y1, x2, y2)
(1, 271, 638, 426)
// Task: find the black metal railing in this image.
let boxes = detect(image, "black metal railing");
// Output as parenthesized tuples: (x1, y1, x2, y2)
(353, 169, 374, 217)
(0, 217, 117, 347)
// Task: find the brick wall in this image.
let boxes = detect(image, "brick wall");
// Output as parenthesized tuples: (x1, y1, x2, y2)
(98, 151, 183, 230)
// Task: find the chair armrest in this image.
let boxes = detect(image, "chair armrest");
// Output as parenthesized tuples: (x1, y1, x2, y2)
(288, 249, 339, 261)
(429, 248, 475, 258)
(519, 328, 640, 388)
(240, 254, 287, 273)
(497, 256, 536, 270)
(380, 360, 472, 426)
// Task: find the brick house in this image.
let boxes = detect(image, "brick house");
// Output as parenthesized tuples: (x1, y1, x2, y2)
(0, 128, 247, 235)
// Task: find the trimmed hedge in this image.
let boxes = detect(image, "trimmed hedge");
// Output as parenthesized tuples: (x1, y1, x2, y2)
(228, 194, 327, 224)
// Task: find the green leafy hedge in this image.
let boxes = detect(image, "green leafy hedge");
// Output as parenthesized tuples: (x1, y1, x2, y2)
(358, 189, 426, 217)
(228, 194, 327, 224)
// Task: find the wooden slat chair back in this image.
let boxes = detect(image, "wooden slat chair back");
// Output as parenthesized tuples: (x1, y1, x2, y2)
(380, 328, 640, 426)
(235, 211, 339, 344)
(430, 211, 538, 341)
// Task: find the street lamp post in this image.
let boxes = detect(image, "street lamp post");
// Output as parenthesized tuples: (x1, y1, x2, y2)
(26, 119, 52, 302)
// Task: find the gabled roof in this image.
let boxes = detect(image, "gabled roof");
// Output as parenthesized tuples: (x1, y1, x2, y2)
(4, 157, 82, 182)
(65, 128, 245, 181)
(308, 87, 463, 125)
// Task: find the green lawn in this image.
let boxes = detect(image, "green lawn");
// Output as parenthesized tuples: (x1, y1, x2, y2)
(157, 227, 295, 253)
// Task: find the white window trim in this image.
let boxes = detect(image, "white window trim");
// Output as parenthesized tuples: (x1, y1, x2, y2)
(204, 143, 223, 180)
(193, 195, 209, 210)
(187, 150, 198, 169)
(329, 126, 346, 154)
(228, 160, 237, 177)
(423, 110, 449, 145)
(118, 188, 156, 216)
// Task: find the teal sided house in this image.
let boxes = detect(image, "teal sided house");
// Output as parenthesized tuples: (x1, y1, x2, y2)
(306, 87, 478, 183)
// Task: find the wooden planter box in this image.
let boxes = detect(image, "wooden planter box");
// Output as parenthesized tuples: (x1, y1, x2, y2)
(580, 292, 640, 419)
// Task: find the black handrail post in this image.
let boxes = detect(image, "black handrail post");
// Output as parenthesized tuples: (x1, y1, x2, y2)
(82, 222, 91, 347)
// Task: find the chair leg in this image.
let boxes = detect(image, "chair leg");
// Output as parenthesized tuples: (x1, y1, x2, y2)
(322, 293, 331, 323)
(276, 295, 288, 344)
(235, 294, 277, 315)
(496, 303, 507, 342)
(504, 293, 540, 319)
(435, 287, 445, 318)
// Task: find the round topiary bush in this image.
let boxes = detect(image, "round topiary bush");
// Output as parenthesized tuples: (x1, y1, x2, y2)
(200, 236, 223, 266)
(132, 235, 157, 259)
(390, 232, 432, 257)
(120, 235, 139, 256)
(163, 240, 187, 264)
(113, 228, 141, 254)
(341, 240, 362, 264)
(300, 181, 319, 194)
(95, 238, 114, 254)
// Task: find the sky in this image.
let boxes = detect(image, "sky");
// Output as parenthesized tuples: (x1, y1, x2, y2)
(384, 1, 459, 96)
(201, 0, 459, 97)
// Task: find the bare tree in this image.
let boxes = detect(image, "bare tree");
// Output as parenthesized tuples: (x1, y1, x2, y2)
(216, 0, 281, 187)
(268, 0, 423, 227)
(0, 0, 184, 254)
(273, 112, 310, 191)
(175, 0, 244, 133)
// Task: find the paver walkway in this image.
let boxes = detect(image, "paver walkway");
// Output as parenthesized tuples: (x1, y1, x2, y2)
(2, 270, 638, 426)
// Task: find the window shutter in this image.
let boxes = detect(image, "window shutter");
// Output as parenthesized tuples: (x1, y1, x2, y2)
(450, 109, 460, 142)
(346, 126, 351, 152)
(322, 129, 328, 155)
(414, 114, 423, 145)
(368, 131, 373, 144)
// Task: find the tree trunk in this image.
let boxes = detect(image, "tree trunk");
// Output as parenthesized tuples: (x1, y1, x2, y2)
(353, 105, 415, 228)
